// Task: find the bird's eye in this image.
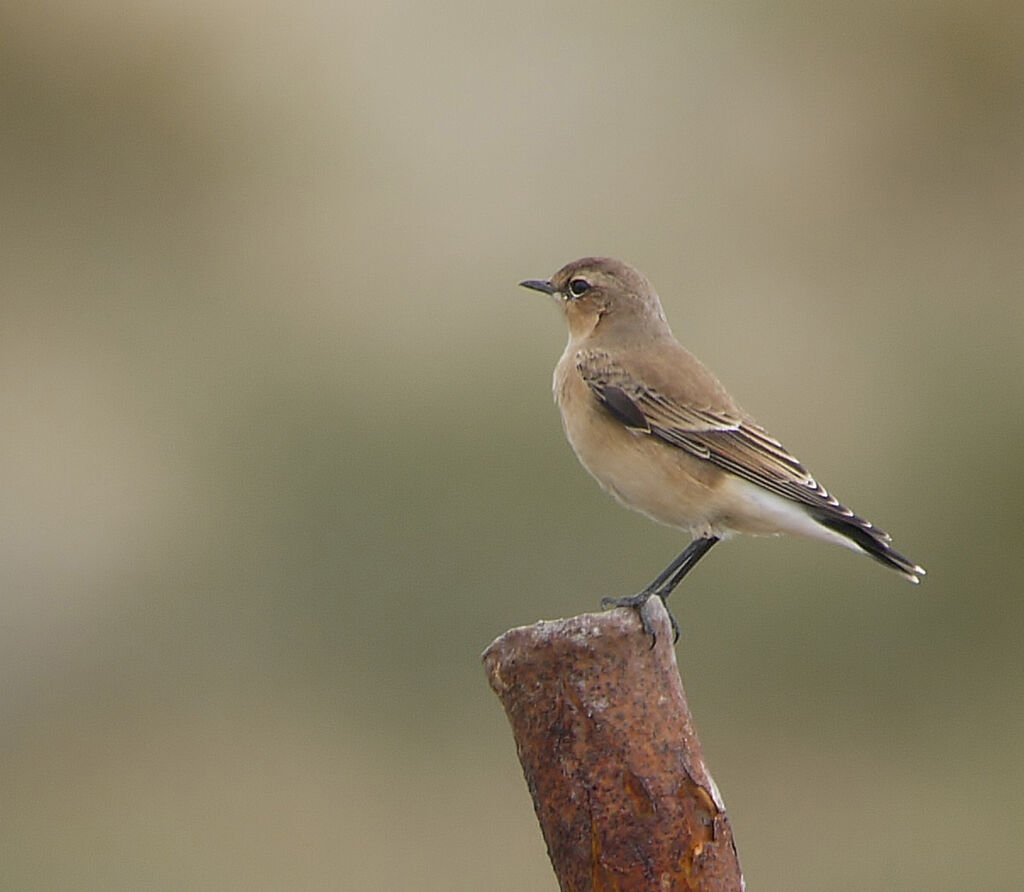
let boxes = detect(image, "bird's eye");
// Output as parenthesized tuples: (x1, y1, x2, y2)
(568, 278, 592, 297)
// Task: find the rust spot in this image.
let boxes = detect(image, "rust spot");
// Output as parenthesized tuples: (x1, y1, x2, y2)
(591, 818, 622, 892)
(676, 773, 722, 881)
(623, 768, 656, 819)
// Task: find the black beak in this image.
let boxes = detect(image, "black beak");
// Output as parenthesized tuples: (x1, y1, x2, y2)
(519, 279, 558, 295)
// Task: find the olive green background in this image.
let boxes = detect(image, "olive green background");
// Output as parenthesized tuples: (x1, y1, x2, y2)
(3, 2, 1022, 889)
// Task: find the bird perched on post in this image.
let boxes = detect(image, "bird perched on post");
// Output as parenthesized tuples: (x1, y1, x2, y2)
(520, 257, 924, 638)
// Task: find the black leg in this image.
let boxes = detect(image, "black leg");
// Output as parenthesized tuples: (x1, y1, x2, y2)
(651, 535, 719, 599)
(602, 536, 720, 641)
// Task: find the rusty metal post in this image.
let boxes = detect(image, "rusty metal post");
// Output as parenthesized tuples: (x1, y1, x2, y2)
(483, 598, 744, 891)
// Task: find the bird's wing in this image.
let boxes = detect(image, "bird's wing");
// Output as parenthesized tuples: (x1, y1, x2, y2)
(575, 348, 868, 528)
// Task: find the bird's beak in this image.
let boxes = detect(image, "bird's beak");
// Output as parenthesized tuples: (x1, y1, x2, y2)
(519, 279, 558, 296)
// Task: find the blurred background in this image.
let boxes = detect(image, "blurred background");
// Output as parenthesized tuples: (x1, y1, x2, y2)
(3, 1, 1022, 889)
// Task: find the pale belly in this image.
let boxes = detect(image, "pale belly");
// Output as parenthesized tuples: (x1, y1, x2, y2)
(554, 355, 724, 535)
(553, 354, 853, 549)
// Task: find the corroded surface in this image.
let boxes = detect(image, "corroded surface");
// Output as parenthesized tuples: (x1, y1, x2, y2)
(483, 599, 743, 891)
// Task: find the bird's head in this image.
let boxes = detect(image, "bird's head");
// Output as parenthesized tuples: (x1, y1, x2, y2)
(520, 257, 668, 344)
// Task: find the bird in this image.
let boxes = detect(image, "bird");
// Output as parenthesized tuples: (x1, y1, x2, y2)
(520, 257, 924, 637)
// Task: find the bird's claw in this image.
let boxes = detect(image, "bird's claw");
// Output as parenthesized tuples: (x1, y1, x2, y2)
(601, 592, 680, 645)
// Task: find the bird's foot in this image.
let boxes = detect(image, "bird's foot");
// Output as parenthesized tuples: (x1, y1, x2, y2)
(600, 591, 680, 645)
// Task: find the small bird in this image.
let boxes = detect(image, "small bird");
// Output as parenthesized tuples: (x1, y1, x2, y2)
(520, 257, 924, 637)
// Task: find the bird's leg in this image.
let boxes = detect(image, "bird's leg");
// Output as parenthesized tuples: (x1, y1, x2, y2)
(602, 536, 720, 641)
(651, 535, 719, 599)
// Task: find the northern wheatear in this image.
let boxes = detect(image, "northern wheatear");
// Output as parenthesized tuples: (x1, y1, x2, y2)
(521, 257, 924, 636)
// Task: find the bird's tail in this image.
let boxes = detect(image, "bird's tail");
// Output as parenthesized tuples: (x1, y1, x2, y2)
(813, 511, 925, 584)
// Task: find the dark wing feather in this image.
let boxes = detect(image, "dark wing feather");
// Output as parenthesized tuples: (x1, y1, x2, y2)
(576, 348, 851, 510)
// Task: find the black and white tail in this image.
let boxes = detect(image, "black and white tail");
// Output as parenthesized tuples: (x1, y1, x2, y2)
(812, 510, 925, 584)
